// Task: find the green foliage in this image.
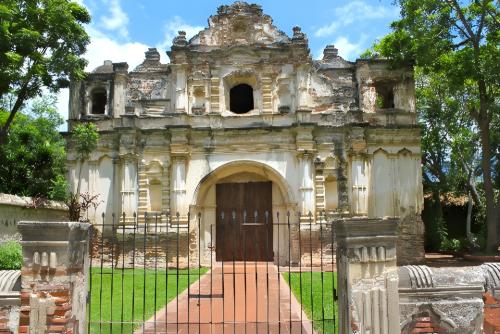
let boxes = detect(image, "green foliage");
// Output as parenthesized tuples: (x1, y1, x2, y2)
(0, 94, 66, 199)
(0, 0, 91, 141)
(440, 237, 462, 253)
(49, 174, 70, 201)
(366, 0, 499, 250)
(0, 241, 22, 270)
(72, 123, 99, 161)
(67, 122, 99, 221)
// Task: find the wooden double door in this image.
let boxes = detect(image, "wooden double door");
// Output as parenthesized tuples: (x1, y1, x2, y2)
(215, 181, 273, 261)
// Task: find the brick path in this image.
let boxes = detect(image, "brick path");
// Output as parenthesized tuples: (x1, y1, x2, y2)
(136, 262, 314, 334)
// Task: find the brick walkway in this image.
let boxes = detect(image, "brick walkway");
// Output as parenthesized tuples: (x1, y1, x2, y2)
(136, 262, 314, 334)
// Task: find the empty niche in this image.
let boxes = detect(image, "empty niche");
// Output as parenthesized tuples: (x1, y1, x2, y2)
(149, 180, 162, 212)
(90, 88, 107, 114)
(374, 82, 394, 109)
(325, 176, 338, 210)
(191, 86, 206, 114)
(230, 83, 254, 114)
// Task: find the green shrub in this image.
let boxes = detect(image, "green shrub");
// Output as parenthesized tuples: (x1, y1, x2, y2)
(440, 238, 462, 253)
(0, 241, 23, 270)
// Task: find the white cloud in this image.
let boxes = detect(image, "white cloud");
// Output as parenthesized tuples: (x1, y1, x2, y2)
(157, 16, 204, 51)
(314, 22, 340, 38)
(315, 35, 368, 61)
(99, 0, 129, 39)
(333, 35, 368, 60)
(84, 27, 148, 71)
(314, 1, 398, 37)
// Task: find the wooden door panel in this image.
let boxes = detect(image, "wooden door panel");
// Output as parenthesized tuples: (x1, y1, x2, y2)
(216, 181, 273, 261)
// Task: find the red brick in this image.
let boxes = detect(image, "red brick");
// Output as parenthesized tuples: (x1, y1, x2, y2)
(415, 322, 432, 327)
(18, 325, 29, 333)
(47, 325, 65, 332)
(49, 317, 69, 325)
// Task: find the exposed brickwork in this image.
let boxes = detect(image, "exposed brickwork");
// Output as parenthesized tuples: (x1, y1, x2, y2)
(397, 213, 425, 265)
(0, 306, 15, 334)
(484, 293, 500, 334)
(18, 221, 90, 334)
(404, 313, 449, 333)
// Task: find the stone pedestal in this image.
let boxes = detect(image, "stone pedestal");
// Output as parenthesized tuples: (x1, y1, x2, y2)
(335, 218, 400, 334)
(17, 221, 90, 334)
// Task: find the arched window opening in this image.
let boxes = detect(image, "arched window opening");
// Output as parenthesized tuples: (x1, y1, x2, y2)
(375, 83, 394, 109)
(230, 84, 254, 114)
(91, 89, 107, 114)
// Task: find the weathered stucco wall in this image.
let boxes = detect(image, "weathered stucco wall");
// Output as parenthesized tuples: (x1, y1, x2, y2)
(0, 194, 68, 243)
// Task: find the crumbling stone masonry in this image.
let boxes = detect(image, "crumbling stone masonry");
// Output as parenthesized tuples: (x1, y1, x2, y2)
(17, 222, 90, 334)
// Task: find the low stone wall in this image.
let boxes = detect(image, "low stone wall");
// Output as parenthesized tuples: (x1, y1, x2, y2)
(0, 194, 68, 243)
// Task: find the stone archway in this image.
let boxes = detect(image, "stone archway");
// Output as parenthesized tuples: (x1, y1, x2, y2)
(190, 160, 296, 265)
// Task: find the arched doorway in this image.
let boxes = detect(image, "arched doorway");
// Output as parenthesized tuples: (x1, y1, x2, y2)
(191, 161, 296, 264)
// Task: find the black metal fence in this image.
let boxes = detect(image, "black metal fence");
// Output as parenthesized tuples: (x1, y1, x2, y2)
(87, 211, 338, 333)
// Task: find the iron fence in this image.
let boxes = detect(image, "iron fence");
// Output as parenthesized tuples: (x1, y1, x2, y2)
(87, 211, 338, 333)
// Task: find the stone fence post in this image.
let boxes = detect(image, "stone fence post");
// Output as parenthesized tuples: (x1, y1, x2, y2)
(17, 221, 91, 334)
(335, 218, 400, 334)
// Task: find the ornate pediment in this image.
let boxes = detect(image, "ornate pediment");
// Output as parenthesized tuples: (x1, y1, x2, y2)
(185, 2, 292, 47)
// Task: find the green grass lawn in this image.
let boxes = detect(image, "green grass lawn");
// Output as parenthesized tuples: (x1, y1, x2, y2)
(283, 271, 338, 334)
(88, 267, 208, 333)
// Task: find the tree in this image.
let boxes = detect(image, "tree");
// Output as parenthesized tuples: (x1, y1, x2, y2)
(367, 0, 500, 251)
(416, 68, 483, 249)
(0, 94, 67, 200)
(67, 122, 99, 221)
(0, 0, 91, 144)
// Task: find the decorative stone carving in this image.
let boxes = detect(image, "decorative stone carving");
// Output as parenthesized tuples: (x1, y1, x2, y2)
(335, 218, 400, 334)
(292, 26, 307, 45)
(172, 30, 188, 47)
(399, 265, 485, 334)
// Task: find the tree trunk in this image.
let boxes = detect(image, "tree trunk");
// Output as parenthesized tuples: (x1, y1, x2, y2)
(466, 190, 473, 242)
(431, 188, 444, 250)
(478, 103, 498, 253)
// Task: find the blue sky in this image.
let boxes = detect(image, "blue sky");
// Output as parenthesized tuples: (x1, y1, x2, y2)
(58, 0, 400, 127)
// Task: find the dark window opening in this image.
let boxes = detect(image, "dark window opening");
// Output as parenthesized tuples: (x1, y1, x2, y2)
(375, 83, 394, 109)
(230, 84, 254, 114)
(91, 89, 107, 114)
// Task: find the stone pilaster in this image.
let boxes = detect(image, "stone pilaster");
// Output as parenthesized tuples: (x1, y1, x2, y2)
(120, 155, 138, 223)
(335, 218, 400, 334)
(17, 221, 90, 334)
(298, 153, 314, 219)
(171, 156, 188, 222)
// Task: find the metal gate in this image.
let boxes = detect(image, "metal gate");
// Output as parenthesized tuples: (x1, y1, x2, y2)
(87, 211, 338, 333)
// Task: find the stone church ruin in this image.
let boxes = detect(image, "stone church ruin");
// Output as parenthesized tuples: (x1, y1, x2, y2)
(67, 1, 424, 266)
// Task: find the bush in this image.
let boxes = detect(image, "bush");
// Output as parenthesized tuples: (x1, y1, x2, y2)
(0, 241, 23, 270)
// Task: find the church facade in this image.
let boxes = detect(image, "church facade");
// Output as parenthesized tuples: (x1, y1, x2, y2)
(67, 2, 424, 265)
